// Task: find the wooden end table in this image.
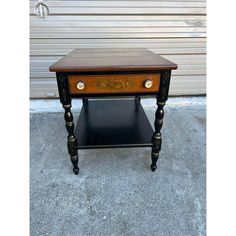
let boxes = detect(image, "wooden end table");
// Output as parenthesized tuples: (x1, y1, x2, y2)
(49, 48, 177, 175)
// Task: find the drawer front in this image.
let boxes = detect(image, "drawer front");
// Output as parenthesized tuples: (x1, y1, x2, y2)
(68, 74, 160, 95)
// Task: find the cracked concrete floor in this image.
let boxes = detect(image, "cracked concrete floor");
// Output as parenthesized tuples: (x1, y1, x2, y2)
(30, 101, 206, 236)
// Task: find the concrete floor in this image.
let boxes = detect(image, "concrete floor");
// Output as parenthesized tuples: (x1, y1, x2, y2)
(30, 98, 206, 236)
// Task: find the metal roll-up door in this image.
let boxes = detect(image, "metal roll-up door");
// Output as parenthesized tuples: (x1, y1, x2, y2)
(30, 0, 206, 98)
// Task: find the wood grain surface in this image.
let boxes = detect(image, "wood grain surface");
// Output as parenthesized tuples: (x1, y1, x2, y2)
(68, 73, 160, 95)
(49, 48, 177, 72)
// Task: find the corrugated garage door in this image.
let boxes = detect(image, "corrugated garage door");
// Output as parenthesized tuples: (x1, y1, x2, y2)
(30, 0, 206, 98)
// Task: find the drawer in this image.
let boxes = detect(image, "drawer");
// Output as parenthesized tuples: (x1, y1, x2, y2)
(68, 74, 160, 95)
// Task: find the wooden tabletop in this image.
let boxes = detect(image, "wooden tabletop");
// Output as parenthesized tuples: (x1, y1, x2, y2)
(49, 48, 177, 73)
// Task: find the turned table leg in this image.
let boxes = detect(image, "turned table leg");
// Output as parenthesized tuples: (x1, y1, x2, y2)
(135, 96, 141, 104)
(151, 70, 171, 171)
(56, 73, 79, 175)
(82, 97, 88, 107)
(63, 104, 79, 175)
(151, 101, 165, 171)
(135, 96, 141, 111)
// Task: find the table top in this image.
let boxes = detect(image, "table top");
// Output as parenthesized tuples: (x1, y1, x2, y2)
(49, 48, 177, 73)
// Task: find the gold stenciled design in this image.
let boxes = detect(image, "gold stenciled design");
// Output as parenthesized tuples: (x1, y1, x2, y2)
(95, 78, 135, 90)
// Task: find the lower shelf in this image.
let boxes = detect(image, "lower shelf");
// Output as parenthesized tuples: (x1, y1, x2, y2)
(75, 99, 154, 149)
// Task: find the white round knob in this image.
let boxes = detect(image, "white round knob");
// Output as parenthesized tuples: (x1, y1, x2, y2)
(76, 81, 85, 90)
(144, 80, 153, 89)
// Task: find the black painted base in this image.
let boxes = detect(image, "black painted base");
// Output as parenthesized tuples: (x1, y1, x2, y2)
(72, 99, 165, 172)
(75, 99, 154, 149)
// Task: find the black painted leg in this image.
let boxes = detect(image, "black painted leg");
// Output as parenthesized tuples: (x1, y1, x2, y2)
(135, 96, 141, 104)
(151, 101, 165, 171)
(82, 97, 88, 107)
(135, 96, 141, 111)
(63, 104, 79, 175)
(151, 152, 159, 171)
